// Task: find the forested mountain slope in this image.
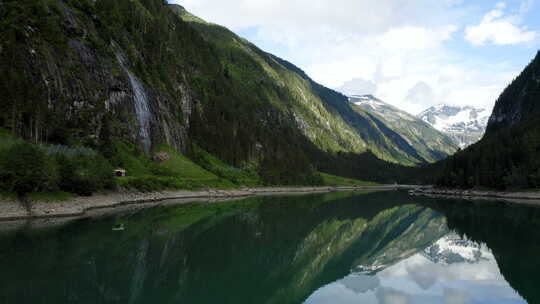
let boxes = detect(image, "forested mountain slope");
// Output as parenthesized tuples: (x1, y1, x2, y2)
(0, 0, 455, 188)
(488, 51, 540, 133)
(172, 4, 456, 165)
(0, 0, 319, 185)
(437, 51, 540, 189)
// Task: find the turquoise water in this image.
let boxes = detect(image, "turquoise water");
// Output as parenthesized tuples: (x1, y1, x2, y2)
(0, 191, 538, 303)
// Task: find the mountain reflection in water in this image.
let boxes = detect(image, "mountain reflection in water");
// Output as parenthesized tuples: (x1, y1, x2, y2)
(0, 191, 539, 304)
(306, 234, 520, 303)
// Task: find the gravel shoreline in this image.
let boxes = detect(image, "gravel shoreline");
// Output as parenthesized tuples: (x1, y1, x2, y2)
(0, 185, 414, 222)
(410, 188, 540, 205)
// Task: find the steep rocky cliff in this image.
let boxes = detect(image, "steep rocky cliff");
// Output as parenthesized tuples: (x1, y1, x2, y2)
(0, 0, 457, 186)
(0, 0, 323, 184)
(0, 0, 202, 153)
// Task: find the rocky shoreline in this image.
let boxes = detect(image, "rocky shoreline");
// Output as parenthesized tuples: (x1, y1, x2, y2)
(410, 188, 540, 204)
(0, 185, 414, 222)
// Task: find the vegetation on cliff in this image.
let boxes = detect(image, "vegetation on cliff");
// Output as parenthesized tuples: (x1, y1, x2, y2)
(0, 134, 114, 196)
(0, 0, 456, 194)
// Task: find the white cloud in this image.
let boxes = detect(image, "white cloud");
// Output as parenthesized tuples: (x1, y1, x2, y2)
(340, 274, 380, 294)
(302, 24, 458, 98)
(444, 288, 471, 304)
(376, 288, 411, 304)
(173, 0, 531, 115)
(465, 2, 536, 46)
(174, 0, 460, 34)
(377, 25, 458, 51)
(337, 78, 378, 96)
(406, 81, 436, 109)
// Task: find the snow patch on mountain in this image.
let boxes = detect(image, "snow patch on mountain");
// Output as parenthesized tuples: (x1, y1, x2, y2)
(348, 95, 416, 122)
(422, 233, 491, 265)
(346, 94, 459, 161)
(349, 95, 386, 111)
(417, 104, 491, 148)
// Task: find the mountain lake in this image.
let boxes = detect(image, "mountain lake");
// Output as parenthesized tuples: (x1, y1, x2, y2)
(0, 190, 537, 303)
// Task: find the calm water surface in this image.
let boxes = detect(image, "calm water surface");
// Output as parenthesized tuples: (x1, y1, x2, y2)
(1, 191, 540, 304)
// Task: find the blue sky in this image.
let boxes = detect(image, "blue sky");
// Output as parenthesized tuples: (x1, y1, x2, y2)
(173, 0, 540, 114)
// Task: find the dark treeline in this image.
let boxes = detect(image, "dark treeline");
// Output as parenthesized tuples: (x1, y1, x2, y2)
(437, 51, 540, 190)
(0, 0, 440, 190)
(437, 118, 540, 190)
(0, 139, 114, 196)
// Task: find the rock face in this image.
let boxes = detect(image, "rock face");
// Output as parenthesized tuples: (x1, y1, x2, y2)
(0, 0, 194, 153)
(418, 104, 490, 148)
(0, 0, 457, 184)
(349, 95, 458, 162)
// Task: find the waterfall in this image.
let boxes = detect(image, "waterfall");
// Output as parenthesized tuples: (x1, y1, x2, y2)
(116, 52, 152, 153)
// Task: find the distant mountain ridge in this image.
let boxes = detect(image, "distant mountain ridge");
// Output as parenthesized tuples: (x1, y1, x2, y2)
(348, 95, 458, 162)
(418, 104, 490, 148)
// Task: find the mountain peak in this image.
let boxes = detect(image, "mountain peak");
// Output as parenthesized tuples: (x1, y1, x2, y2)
(346, 95, 458, 162)
(418, 104, 490, 148)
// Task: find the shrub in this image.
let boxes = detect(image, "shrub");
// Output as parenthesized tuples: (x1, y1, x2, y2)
(0, 142, 58, 195)
(55, 154, 115, 196)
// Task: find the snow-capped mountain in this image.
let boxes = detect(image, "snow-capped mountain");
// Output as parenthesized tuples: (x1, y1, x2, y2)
(348, 95, 458, 162)
(417, 104, 491, 148)
(422, 234, 490, 265)
(352, 233, 493, 276)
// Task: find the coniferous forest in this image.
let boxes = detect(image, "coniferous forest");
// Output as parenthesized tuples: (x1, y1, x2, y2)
(0, 0, 418, 194)
(0, 0, 539, 196)
(0, 0, 450, 197)
(437, 52, 540, 190)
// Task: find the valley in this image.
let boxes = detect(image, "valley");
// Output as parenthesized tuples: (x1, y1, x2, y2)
(2, 1, 540, 303)
(0, 0, 459, 200)
(0, 0, 538, 200)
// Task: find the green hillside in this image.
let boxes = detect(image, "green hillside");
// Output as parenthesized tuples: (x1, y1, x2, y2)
(173, 4, 455, 166)
(0, 0, 457, 193)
